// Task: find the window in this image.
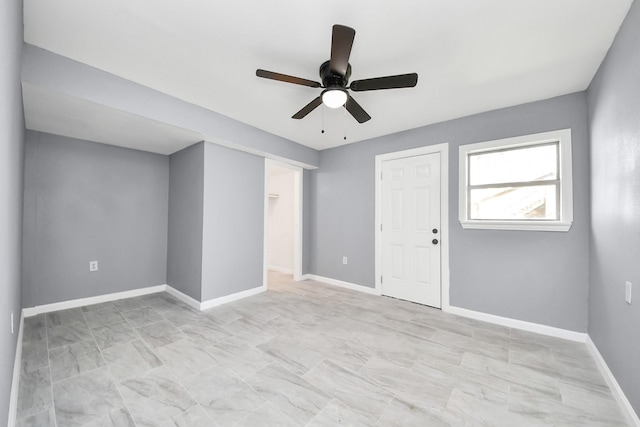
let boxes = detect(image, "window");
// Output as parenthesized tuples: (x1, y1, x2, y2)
(459, 129, 573, 231)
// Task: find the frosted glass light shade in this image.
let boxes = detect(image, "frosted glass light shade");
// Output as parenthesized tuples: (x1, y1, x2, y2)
(322, 89, 347, 108)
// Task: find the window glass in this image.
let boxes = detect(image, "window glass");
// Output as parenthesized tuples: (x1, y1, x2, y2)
(469, 143, 557, 186)
(469, 185, 558, 220)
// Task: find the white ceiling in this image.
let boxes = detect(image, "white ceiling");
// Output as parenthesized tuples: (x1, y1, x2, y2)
(23, 0, 632, 152)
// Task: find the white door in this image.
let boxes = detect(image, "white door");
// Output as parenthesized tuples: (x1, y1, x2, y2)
(381, 153, 441, 307)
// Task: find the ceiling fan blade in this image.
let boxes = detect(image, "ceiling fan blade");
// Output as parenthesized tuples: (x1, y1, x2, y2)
(350, 73, 418, 92)
(345, 95, 371, 123)
(292, 96, 323, 119)
(329, 25, 355, 76)
(256, 69, 321, 88)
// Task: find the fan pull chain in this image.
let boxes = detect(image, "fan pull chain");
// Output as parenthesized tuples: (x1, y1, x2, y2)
(343, 106, 347, 140)
(321, 105, 325, 134)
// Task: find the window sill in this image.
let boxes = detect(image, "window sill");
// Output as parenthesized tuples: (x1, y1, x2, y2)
(460, 220, 572, 232)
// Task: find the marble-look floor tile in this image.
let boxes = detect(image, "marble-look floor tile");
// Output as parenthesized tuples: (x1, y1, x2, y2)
(142, 294, 192, 314)
(17, 367, 52, 420)
(15, 273, 627, 426)
(136, 320, 187, 348)
(102, 339, 163, 382)
(178, 318, 233, 344)
(162, 306, 205, 327)
(154, 338, 218, 378)
(411, 312, 476, 337)
(303, 360, 394, 424)
(430, 329, 509, 362)
(360, 356, 451, 412)
(202, 304, 244, 325)
(169, 405, 217, 427)
(234, 402, 298, 427)
(306, 398, 371, 427)
(379, 315, 438, 341)
(257, 334, 330, 376)
(52, 367, 125, 427)
(112, 296, 149, 312)
(81, 301, 117, 312)
(21, 339, 48, 373)
(121, 306, 163, 328)
(47, 321, 93, 350)
(509, 349, 609, 393)
(16, 407, 56, 427)
(84, 306, 125, 329)
(376, 397, 452, 427)
(49, 340, 105, 382)
(118, 366, 196, 427)
(442, 388, 534, 426)
(182, 365, 265, 425)
(349, 327, 423, 369)
(22, 315, 46, 342)
(199, 335, 270, 379)
(247, 363, 332, 424)
(92, 321, 139, 350)
(83, 407, 136, 427)
(461, 352, 562, 401)
(46, 308, 86, 328)
(326, 341, 372, 372)
(508, 385, 626, 426)
(559, 381, 625, 421)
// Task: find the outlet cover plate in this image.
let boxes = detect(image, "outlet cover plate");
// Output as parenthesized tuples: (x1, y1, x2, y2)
(89, 261, 99, 272)
(625, 281, 632, 304)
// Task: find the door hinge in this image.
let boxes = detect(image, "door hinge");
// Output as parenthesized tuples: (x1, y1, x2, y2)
(380, 276, 383, 284)
(380, 224, 383, 232)
(380, 171, 383, 180)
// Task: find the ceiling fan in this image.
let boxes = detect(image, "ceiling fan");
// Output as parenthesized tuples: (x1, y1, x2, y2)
(256, 24, 418, 124)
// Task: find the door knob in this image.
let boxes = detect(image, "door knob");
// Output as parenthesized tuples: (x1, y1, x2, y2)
(432, 239, 439, 245)
(432, 229, 438, 234)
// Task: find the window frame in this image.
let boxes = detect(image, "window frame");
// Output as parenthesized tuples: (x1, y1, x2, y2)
(459, 129, 573, 232)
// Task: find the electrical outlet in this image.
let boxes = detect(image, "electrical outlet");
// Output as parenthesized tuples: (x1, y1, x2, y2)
(89, 260, 99, 272)
(625, 281, 632, 304)
(11, 312, 14, 335)
(342, 256, 348, 265)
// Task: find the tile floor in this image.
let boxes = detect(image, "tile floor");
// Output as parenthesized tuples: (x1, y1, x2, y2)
(15, 272, 628, 426)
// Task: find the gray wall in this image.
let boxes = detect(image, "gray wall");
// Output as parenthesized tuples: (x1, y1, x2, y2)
(310, 92, 590, 332)
(587, 0, 640, 414)
(0, 0, 24, 423)
(22, 131, 169, 307)
(167, 143, 205, 300)
(201, 142, 264, 300)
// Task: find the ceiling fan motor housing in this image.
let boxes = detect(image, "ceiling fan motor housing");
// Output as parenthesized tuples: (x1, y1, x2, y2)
(320, 60, 351, 88)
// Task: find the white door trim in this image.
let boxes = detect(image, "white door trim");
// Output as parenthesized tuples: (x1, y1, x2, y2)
(264, 159, 304, 285)
(375, 143, 450, 309)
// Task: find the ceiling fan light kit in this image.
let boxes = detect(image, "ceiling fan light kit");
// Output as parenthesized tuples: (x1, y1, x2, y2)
(321, 89, 348, 108)
(256, 24, 418, 124)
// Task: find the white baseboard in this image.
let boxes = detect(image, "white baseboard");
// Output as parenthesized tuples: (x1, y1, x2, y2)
(164, 285, 202, 310)
(586, 336, 640, 426)
(8, 311, 24, 427)
(303, 274, 381, 296)
(200, 285, 267, 310)
(268, 265, 294, 274)
(22, 285, 167, 317)
(444, 305, 587, 343)
(21, 282, 269, 318)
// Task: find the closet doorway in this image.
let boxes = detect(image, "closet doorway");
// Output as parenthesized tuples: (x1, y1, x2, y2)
(264, 159, 303, 286)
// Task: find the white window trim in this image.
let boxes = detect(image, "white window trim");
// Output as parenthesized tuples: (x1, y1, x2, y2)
(459, 129, 573, 232)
